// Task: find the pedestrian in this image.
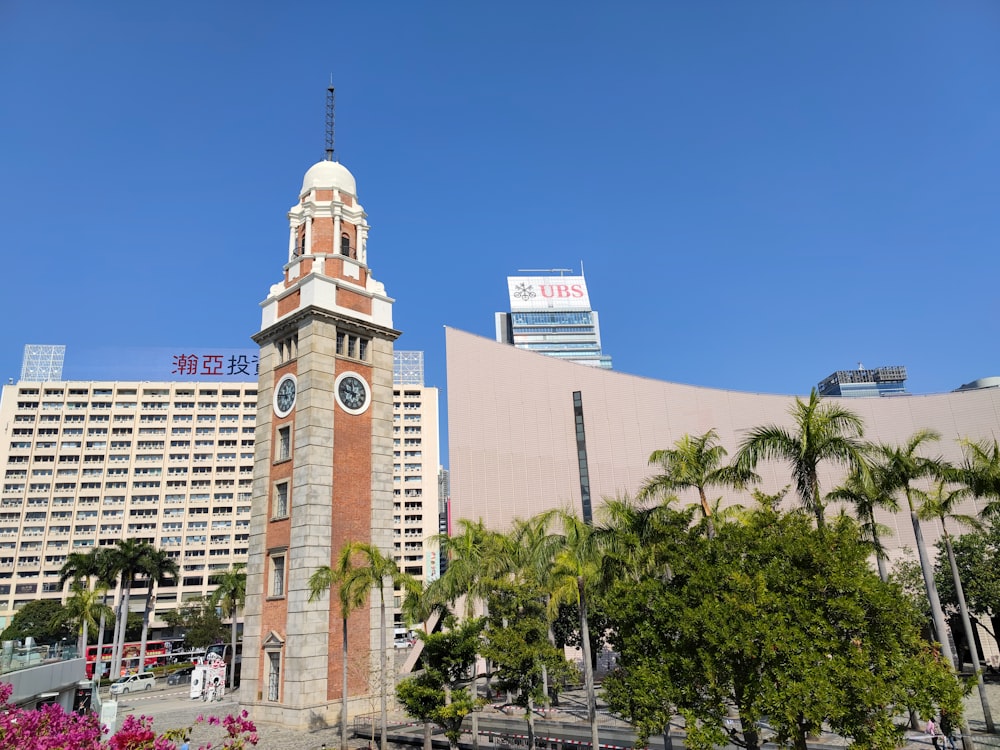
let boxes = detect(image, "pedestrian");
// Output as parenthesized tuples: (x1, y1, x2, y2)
(940, 712, 957, 750)
(179, 736, 190, 750)
(927, 717, 940, 750)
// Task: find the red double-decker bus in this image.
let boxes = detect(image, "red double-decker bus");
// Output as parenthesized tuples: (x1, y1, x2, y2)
(85, 639, 173, 678)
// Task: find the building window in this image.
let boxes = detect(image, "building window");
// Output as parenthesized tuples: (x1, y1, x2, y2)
(276, 426, 291, 462)
(270, 552, 286, 597)
(273, 482, 289, 519)
(267, 651, 281, 701)
(340, 234, 350, 257)
(277, 334, 298, 364)
(359, 339, 369, 362)
(336, 333, 345, 356)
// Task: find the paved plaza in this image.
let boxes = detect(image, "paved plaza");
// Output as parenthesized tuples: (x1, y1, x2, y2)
(111, 678, 1000, 750)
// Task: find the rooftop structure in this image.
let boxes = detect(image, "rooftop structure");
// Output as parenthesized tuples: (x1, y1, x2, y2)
(817, 365, 908, 398)
(20, 346, 65, 383)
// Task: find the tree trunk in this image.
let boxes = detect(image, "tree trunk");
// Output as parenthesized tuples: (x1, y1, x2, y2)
(526, 694, 536, 750)
(874, 534, 888, 583)
(379, 588, 388, 750)
(699, 488, 716, 539)
(80, 617, 89, 659)
(423, 721, 432, 750)
(138, 590, 154, 676)
(470, 655, 480, 750)
(910, 510, 956, 668)
(229, 608, 239, 689)
(111, 586, 127, 678)
(577, 579, 600, 750)
(732, 682, 760, 750)
(94, 595, 108, 681)
(945, 534, 994, 732)
(342, 616, 349, 750)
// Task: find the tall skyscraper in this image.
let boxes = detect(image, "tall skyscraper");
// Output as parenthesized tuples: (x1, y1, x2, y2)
(494, 272, 612, 369)
(817, 365, 908, 398)
(242, 131, 399, 727)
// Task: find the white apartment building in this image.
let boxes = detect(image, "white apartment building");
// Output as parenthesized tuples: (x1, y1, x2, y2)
(391, 352, 441, 599)
(0, 357, 443, 632)
(0, 380, 257, 629)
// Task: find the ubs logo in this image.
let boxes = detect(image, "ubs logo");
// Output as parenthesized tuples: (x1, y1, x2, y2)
(513, 283, 536, 301)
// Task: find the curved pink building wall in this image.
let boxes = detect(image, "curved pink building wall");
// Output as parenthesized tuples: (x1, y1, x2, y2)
(445, 327, 1000, 560)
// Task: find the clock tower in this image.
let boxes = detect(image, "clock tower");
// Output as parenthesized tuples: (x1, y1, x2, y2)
(241, 129, 399, 728)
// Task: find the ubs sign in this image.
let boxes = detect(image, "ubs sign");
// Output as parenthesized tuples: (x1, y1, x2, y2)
(507, 275, 592, 311)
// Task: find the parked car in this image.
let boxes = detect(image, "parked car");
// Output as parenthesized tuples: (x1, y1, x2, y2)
(166, 666, 196, 686)
(110, 672, 155, 695)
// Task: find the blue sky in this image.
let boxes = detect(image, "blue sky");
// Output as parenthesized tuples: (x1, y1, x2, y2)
(2, 2, 999, 407)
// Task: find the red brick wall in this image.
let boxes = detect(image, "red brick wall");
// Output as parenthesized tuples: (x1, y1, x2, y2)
(327, 358, 375, 698)
(277, 290, 301, 317)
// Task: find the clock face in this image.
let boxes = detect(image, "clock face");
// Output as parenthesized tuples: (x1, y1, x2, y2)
(338, 375, 367, 411)
(273, 375, 297, 416)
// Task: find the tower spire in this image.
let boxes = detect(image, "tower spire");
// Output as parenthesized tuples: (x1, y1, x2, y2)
(325, 78, 336, 162)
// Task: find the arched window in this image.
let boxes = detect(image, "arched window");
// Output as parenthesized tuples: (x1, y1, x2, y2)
(340, 234, 351, 257)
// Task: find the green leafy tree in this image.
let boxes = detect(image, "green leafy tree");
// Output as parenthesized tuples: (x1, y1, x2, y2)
(640, 429, 754, 537)
(735, 389, 865, 529)
(935, 527, 1000, 644)
(161, 598, 226, 648)
(480, 580, 575, 750)
(210, 564, 246, 689)
(396, 617, 485, 750)
(604, 508, 964, 750)
(0, 600, 73, 644)
(551, 602, 611, 671)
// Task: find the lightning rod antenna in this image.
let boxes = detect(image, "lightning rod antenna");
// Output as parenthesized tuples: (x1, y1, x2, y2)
(325, 78, 336, 161)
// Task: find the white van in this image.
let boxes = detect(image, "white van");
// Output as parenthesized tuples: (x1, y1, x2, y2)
(110, 672, 156, 694)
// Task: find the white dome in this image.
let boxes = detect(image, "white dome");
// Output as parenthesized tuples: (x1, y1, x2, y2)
(300, 160, 357, 196)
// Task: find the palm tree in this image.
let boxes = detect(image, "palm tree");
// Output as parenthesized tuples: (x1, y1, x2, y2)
(874, 431, 957, 670)
(210, 564, 247, 691)
(827, 463, 898, 582)
(427, 519, 508, 618)
(640, 429, 754, 538)
(105, 539, 155, 677)
(919, 479, 994, 732)
(53, 580, 112, 657)
(59, 548, 116, 675)
(959, 438, 1000, 517)
(310, 552, 370, 750)
(550, 513, 602, 750)
(330, 541, 413, 750)
(592, 494, 688, 584)
(137, 547, 178, 677)
(58, 552, 100, 659)
(508, 513, 563, 705)
(735, 389, 865, 529)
